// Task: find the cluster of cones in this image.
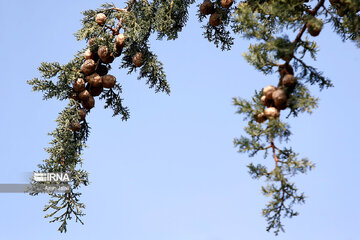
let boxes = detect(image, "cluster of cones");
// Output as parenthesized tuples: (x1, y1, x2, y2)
(200, 0, 233, 27)
(256, 64, 297, 123)
(69, 12, 145, 132)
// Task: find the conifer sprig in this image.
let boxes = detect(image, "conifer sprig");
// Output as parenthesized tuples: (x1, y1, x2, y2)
(28, 0, 191, 232)
(231, 0, 359, 234)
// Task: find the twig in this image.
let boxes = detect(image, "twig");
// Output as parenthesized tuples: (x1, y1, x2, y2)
(270, 139, 279, 167)
(293, 24, 308, 48)
(309, 0, 325, 16)
(289, 0, 325, 63)
(113, 7, 128, 12)
(169, 0, 174, 15)
(293, 55, 307, 67)
(322, 3, 336, 19)
(104, 25, 117, 34)
(113, 18, 123, 36)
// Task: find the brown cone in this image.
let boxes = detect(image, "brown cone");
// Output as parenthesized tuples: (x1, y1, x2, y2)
(272, 89, 287, 108)
(114, 43, 122, 57)
(89, 86, 103, 96)
(221, 0, 233, 9)
(279, 63, 294, 77)
(98, 46, 111, 63)
(73, 78, 86, 92)
(263, 85, 277, 100)
(307, 21, 322, 37)
(84, 49, 94, 60)
(256, 112, 267, 123)
(282, 74, 297, 88)
(102, 53, 115, 64)
(69, 122, 81, 132)
(264, 107, 280, 119)
(102, 75, 116, 88)
(82, 95, 95, 110)
(115, 33, 126, 48)
(95, 13, 107, 25)
(89, 38, 96, 46)
(78, 109, 86, 122)
(81, 59, 96, 75)
(200, 1, 215, 15)
(87, 73, 103, 88)
(209, 13, 221, 27)
(133, 52, 144, 67)
(79, 90, 91, 101)
(261, 95, 273, 107)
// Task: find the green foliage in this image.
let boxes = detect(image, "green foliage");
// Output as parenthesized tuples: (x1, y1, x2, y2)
(248, 155, 314, 235)
(286, 82, 318, 117)
(28, 101, 89, 233)
(235, 125, 313, 234)
(231, 0, 358, 235)
(328, 0, 360, 41)
(28, 60, 81, 101)
(29, 0, 360, 235)
(233, 94, 316, 235)
(99, 84, 130, 119)
(29, 0, 192, 232)
(153, 0, 196, 40)
(198, 0, 235, 50)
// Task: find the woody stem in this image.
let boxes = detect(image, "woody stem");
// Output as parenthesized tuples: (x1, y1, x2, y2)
(287, 0, 325, 63)
(271, 139, 279, 167)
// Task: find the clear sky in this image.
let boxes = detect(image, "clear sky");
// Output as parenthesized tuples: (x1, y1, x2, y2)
(0, 0, 359, 239)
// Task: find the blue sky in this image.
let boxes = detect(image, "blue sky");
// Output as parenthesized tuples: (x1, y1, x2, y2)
(0, 0, 359, 239)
